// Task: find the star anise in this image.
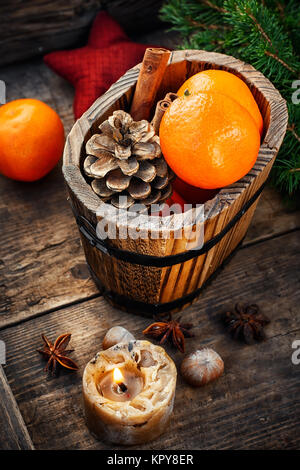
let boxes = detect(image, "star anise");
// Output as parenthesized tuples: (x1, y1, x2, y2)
(142, 314, 193, 353)
(37, 333, 79, 374)
(223, 303, 270, 344)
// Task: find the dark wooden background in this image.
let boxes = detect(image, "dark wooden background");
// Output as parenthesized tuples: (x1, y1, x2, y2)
(0, 0, 299, 450)
(0, 0, 165, 65)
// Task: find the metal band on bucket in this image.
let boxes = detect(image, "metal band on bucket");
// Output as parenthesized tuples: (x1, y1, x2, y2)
(86, 238, 243, 316)
(75, 181, 266, 268)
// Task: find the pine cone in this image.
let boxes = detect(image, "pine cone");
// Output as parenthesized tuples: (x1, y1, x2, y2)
(83, 110, 173, 209)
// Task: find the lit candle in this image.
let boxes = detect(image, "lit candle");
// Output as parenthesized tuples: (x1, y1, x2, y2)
(97, 366, 144, 402)
(82, 340, 177, 445)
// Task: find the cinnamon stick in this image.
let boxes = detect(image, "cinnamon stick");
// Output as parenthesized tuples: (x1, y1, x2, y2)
(151, 93, 179, 135)
(165, 92, 179, 103)
(130, 48, 171, 121)
(151, 99, 171, 135)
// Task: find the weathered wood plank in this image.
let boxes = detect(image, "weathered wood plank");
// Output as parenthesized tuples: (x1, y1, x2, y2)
(0, 366, 34, 450)
(245, 186, 300, 244)
(0, 58, 299, 328)
(0, 164, 98, 328)
(0, 168, 298, 330)
(0, 1, 100, 66)
(1, 231, 299, 449)
(1, 59, 74, 135)
(0, 59, 97, 328)
(0, 0, 166, 66)
(64, 48, 288, 311)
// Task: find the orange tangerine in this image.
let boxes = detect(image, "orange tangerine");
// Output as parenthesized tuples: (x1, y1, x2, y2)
(0, 99, 64, 182)
(159, 92, 260, 189)
(177, 70, 263, 135)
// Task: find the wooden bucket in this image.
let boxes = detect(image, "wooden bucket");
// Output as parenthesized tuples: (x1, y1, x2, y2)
(63, 50, 287, 317)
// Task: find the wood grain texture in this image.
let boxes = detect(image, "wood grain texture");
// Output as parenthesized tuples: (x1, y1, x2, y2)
(244, 188, 300, 244)
(0, 58, 298, 329)
(1, 231, 299, 450)
(0, 164, 97, 329)
(0, 60, 97, 329)
(0, 0, 101, 66)
(1, 59, 74, 135)
(0, 28, 298, 454)
(0, 0, 165, 66)
(0, 366, 34, 450)
(63, 50, 288, 312)
(130, 47, 171, 120)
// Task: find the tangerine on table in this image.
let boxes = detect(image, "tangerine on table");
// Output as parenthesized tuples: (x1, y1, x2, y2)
(177, 70, 263, 135)
(0, 99, 64, 182)
(159, 92, 260, 189)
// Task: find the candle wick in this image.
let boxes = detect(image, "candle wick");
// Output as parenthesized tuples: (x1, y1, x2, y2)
(118, 382, 127, 393)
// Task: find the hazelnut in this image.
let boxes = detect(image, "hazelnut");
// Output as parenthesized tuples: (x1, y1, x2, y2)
(102, 326, 135, 350)
(181, 348, 224, 387)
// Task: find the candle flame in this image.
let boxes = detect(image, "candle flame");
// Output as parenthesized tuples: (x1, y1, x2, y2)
(113, 367, 124, 384)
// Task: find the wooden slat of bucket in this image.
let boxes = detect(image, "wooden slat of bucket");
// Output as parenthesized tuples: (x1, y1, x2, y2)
(156, 50, 191, 98)
(171, 155, 275, 310)
(157, 136, 276, 307)
(157, 51, 286, 309)
(63, 50, 288, 314)
(205, 159, 273, 280)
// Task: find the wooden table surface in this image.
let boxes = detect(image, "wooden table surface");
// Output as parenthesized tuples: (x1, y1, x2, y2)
(0, 37, 300, 450)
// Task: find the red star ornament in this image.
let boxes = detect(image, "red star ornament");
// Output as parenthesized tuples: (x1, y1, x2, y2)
(44, 11, 151, 119)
